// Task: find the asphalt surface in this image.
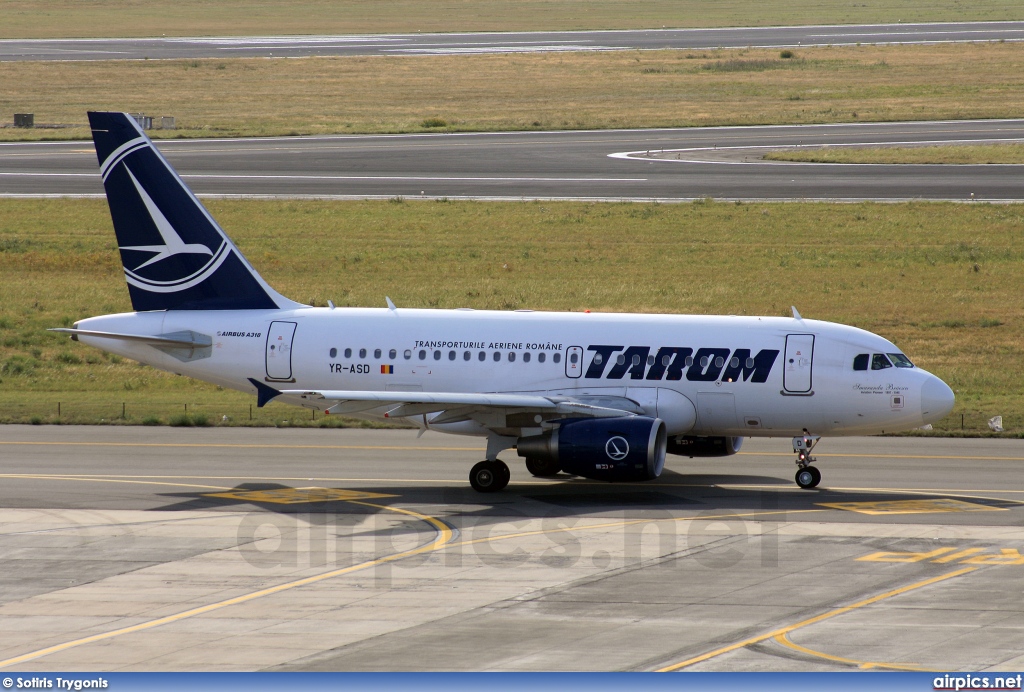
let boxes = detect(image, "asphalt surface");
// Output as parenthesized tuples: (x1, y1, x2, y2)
(1, 426, 1023, 671)
(3, 119, 1024, 202)
(3, 22, 1024, 61)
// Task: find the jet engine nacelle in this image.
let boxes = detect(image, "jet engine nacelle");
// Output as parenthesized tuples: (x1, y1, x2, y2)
(667, 435, 743, 457)
(516, 416, 667, 482)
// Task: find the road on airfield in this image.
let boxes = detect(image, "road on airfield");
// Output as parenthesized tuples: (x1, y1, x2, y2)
(3, 22, 1024, 61)
(3, 119, 1024, 201)
(1, 427, 1024, 671)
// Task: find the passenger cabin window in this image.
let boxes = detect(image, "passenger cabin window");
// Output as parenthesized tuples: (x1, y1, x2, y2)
(404, 349, 412, 360)
(853, 354, 869, 371)
(871, 353, 893, 370)
(888, 353, 915, 368)
(493, 351, 501, 362)
(390, 349, 397, 359)
(448, 350, 456, 361)
(478, 351, 486, 362)
(509, 352, 517, 362)
(329, 348, 337, 358)
(523, 352, 531, 363)
(594, 354, 604, 366)
(374, 348, 381, 359)
(418, 350, 426, 360)
(538, 352, 546, 363)
(359, 348, 366, 359)
(570, 353, 579, 364)
(344, 348, 352, 358)
(433, 350, 441, 361)
(553, 353, 562, 364)
(464, 351, 471, 361)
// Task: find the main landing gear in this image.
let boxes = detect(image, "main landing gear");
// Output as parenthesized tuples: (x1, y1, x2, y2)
(524, 456, 561, 478)
(469, 459, 511, 493)
(793, 432, 822, 489)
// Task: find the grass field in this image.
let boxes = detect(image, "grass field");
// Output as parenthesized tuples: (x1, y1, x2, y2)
(2, 0, 1022, 39)
(0, 198, 1021, 433)
(4, 42, 1024, 141)
(764, 143, 1024, 164)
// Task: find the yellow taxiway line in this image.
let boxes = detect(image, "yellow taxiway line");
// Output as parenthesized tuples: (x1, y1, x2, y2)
(772, 631, 940, 671)
(656, 566, 978, 671)
(0, 479, 455, 670)
(0, 473, 822, 668)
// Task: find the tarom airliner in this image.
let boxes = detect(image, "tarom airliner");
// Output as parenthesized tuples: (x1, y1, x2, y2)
(53, 112, 957, 492)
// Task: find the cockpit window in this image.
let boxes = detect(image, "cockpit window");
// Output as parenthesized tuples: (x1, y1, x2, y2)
(871, 353, 893, 370)
(887, 353, 915, 368)
(853, 354, 869, 371)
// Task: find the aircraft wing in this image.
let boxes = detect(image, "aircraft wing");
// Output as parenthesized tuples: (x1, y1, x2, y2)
(275, 387, 642, 422)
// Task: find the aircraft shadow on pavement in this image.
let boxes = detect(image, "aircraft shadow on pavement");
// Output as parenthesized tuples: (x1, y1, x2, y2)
(148, 471, 1016, 524)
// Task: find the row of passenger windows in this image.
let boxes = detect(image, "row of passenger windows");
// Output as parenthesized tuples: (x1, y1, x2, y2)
(328, 347, 563, 364)
(326, 346, 758, 371)
(852, 352, 915, 371)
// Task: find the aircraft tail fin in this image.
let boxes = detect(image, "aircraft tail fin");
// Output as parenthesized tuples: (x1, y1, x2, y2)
(87, 111, 301, 311)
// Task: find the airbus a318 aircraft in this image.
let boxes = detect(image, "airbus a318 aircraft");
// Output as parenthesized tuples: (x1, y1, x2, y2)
(54, 112, 956, 492)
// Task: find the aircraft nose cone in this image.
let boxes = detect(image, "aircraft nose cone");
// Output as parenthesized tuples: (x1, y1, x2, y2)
(921, 376, 955, 423)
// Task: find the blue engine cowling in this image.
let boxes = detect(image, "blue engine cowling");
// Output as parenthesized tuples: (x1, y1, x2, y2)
(666, 435, 743, 457)
(516, 417, 668, 482)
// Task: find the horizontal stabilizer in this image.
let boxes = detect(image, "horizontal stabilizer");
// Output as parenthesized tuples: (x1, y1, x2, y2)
(49, 327, 211, 348)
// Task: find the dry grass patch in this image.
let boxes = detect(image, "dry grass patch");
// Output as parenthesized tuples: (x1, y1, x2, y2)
(4, 42, 1024, 140)
(1, 198, 1023, 432)
(2, 0, 1022, 39)
(765, 143, 1024, 165)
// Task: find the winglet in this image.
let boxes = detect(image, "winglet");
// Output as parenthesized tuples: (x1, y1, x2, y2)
(248, 377, 281, 408)
(791, 306, 802, 320)
(386, 296, 397, 311)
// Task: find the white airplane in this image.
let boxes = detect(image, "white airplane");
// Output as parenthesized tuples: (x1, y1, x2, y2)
(53, 112, 956, 492)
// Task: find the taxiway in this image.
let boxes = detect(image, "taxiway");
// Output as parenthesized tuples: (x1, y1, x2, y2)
(1, 426, 1022, 671)
(3, 22, 1024, 62)
(3, 120, 1024, 202)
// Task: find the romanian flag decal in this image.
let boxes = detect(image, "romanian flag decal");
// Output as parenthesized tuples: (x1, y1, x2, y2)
(381, 364, 394, 374)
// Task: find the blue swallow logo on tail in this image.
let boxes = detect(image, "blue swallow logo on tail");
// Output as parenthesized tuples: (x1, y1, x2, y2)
(88, 111, 300, 311)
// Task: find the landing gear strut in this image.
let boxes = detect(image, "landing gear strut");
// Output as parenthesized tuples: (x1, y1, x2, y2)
(793, 432, 821, 489)
(469, 459, 510, 492)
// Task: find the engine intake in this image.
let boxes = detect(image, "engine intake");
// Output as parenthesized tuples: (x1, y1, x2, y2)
(667, 435, 743, 457)
(517, 417, 667, 482)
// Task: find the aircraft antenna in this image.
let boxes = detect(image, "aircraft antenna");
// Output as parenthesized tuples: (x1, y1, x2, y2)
(791, 306, 802, 320)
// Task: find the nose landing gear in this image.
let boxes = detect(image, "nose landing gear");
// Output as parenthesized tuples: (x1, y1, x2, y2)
(793, 432, 821, 489)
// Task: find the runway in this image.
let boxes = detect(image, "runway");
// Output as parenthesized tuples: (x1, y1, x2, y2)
(3, 22, 1024, 62)
(1, 425, 1023, 671)
(3, 119, 1024, 202)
